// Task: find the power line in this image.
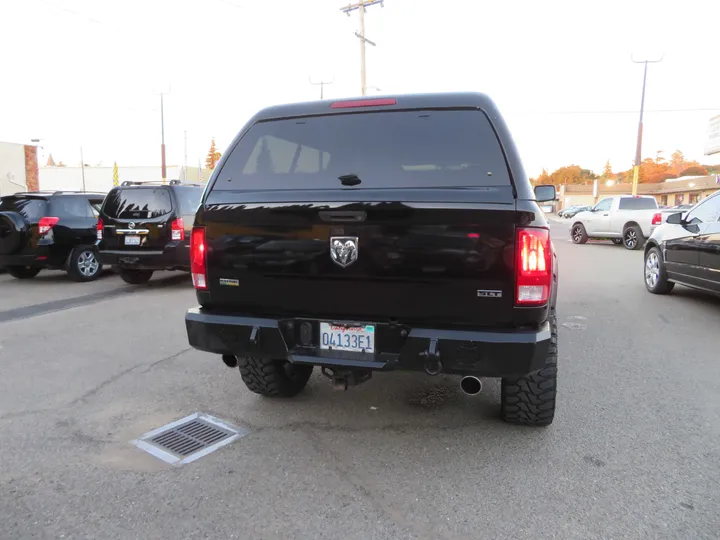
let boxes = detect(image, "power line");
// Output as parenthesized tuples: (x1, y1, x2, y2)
(32, 0, 132, 37)
(509, 108, 720, 115)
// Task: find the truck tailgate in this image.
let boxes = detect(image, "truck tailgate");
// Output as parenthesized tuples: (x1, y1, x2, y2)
(202, 190, 520, 327)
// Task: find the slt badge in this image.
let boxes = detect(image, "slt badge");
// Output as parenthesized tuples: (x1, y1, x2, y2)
(330, 236, 359, 268)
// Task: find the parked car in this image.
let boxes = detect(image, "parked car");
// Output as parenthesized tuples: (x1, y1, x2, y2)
(644, 192, 720, 296)
(570, 195, 665, 249)
(184, 92, 560, 426)
(560, 205, 591, 219)
(557, 206, 577, 218)
(96, 180, 204, 284)
(0, 191, 106, 281)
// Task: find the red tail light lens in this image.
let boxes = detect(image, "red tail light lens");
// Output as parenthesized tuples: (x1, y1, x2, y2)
(38, 217, 59, 235)
(171, 218, 185, 241)
(190, 226, 207, 290)
(330, 98, 397, 109)
(651, 212, 662, 225)
(516, 228, 551, 306)
(96, 217, 104, 240)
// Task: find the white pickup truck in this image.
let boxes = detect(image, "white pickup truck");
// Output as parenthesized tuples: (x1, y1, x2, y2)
(570, 195, 672, 250)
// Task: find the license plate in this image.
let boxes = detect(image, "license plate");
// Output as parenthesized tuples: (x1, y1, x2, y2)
(320, 323, 375, 353)
(124, 235, 141, 246)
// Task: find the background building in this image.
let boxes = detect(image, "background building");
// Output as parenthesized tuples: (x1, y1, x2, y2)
(559, 175, 720, 209)
(39, 165, 212, 193)
(0, 142, 39, 195)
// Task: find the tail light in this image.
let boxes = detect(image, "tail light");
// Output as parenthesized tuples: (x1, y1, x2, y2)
(171, 218, 185, 241)
(651, 213, 662, 225)
(38, 217, 59, 235)
(190, 226, 207, 290)
(96, 217, 104, 240)
(516, 228, 552, 306)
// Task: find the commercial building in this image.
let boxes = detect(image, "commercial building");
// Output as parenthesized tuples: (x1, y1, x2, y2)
(559, 175, 720, 210)
(39, 165, 213, 193)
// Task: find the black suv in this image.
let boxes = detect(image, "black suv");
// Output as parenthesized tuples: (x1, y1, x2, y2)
(184, 93, 559, 426)
(0, 191, 106, 281)
(97, 180, 204, 284)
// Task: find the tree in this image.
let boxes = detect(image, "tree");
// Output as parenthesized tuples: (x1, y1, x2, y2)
(670, 150, 685, 175)
(601, 160, 613, 179)
(532, 168, 550, 185)
(205, 138, 222, 170)
(549, 165, 597, 185)
(680, 165, 709, 177)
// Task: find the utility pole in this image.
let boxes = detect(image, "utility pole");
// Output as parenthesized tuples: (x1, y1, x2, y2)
(631, 54, 663, 195)
(309, 76, 334, 99)
(154, 86, 171, 183)
(340, 0, 383, 96)
(160, 92, 167, 183)
(79, 146, 86, 192)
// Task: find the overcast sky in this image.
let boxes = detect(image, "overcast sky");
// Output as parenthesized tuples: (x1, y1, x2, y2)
(1, 0, 719, 177)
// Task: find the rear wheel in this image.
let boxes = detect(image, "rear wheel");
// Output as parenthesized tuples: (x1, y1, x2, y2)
(6, 266, 41, 280)
(644, 246, 674, 294)
(67, 246, 102, 282)
(571, 223, 588, 244)
(501, 308, 557, 426)
(623, 225, 644, 250)
(237, 356, 313, 397)
(612, 238, 623, 245)
(119, 269, 154, 284)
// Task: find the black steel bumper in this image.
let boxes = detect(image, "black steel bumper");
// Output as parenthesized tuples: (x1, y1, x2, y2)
(185, 308, 552, 377)
(98, 243, 189, 271)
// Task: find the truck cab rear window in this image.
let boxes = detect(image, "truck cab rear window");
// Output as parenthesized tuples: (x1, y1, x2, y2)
(103, 188, 172, 219)
(214, 110, 511, 190)
(618, 198, 657, 210)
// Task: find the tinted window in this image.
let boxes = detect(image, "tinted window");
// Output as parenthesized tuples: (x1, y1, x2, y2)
(594, 198, 612, 212)
(618, 197, 657, 210)
(0, 197, 47, 221)
(50, 197, 93, 218)
(214, 110, 511, 191)
(173, 186, 203, 215)
(685, 195, 720, 225)
(102, 188, 172, 219)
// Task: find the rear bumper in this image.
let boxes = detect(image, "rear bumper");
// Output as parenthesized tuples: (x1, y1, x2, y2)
(0, 246, 58, 268)
(98, 243, 189, 270)
(185, 308, 552, 377)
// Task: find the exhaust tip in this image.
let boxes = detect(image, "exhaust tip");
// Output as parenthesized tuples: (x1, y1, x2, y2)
(460, 376, 482, 395)
(222, 354, 238, 368)
(424, 359, 443, 376)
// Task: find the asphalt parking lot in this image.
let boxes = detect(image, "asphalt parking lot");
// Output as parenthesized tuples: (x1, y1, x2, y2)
(1, 221, 719, 540)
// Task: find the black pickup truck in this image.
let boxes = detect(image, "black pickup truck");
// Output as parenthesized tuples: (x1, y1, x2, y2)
(185, 92, 559, 426)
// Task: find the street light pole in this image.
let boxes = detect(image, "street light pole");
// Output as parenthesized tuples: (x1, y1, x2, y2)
(309, 75, 335, 99)
(631, 54, 663, 195)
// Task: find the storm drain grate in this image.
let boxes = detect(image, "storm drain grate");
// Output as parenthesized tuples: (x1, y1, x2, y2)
(131, 413, 248, 466)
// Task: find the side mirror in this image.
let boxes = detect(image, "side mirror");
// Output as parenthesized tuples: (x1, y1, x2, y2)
(534, 184, 556, 203)
(666, 212, 683, 225)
